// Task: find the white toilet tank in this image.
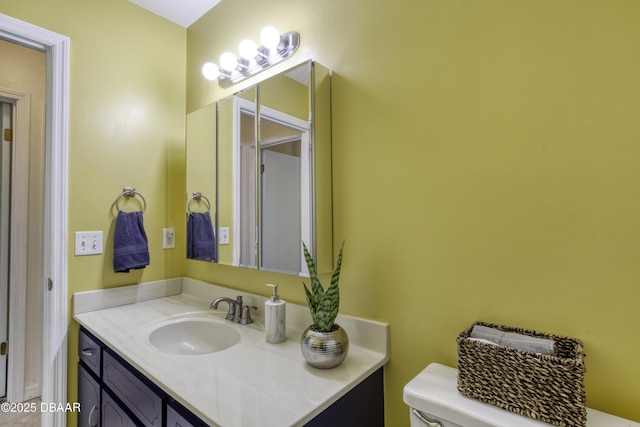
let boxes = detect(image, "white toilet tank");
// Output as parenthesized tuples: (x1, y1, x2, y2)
(403, 363, 639, 427)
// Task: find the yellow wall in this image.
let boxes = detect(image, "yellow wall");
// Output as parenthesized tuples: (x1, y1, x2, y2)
(0, 1, 186, 425)
(186, 0, 640, 424)
(3, 0, 640, 425)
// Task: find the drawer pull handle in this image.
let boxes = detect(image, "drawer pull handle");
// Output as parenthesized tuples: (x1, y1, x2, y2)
(88, 405, 98, 427)
(412, 409, 443, 427)
(81, 348, 94, 357)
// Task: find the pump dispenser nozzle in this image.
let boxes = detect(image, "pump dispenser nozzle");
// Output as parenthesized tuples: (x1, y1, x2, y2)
(266, 283, 279, 302)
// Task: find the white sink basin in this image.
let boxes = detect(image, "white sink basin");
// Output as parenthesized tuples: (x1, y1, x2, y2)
(148, 317, 241, 355)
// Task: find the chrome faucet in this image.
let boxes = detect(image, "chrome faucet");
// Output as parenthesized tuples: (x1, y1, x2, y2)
(210, 296, 256, 324)
(211, 296, 242, 322)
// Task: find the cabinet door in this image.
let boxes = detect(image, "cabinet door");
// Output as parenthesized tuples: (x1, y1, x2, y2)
(305, 368, 384, 427)
(78, 364, 100, 427)
(102, 390, 138, 427)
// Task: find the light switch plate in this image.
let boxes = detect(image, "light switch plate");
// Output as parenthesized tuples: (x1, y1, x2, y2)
(75, 231, 103, 256)
(163, 227, 175, 249)
(219, 227, 230, 245)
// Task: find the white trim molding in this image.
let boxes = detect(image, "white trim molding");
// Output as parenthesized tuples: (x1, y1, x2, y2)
(0, 13, 70, 427)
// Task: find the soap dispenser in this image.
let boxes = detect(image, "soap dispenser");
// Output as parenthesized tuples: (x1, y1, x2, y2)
(265, 284, 286, 343)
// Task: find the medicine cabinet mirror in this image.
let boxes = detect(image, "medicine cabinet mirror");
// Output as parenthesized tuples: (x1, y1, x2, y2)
(186, 60, 333, 275)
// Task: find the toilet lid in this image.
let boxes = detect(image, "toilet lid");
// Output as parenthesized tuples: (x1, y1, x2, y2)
(402, 363, 639, 427)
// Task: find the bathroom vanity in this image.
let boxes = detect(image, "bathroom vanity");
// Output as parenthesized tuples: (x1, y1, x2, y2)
(78, 327, 210, 427)
(73, 278, 389, 427)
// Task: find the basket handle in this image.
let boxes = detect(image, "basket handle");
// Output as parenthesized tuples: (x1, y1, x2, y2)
(412, 409, 443, 427)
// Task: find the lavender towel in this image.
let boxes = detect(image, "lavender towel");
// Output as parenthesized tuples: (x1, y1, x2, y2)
(113, 211, 150, 273)
(187, 212, 217, 261)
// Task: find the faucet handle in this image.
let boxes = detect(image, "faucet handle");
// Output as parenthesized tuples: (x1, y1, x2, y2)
(240, 305, 257, 325)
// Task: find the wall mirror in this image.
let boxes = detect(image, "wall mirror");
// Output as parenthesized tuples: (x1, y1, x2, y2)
(186, 60, 333, 275)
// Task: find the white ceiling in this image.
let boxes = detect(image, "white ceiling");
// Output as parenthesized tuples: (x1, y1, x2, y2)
(129, 0, 222, 27)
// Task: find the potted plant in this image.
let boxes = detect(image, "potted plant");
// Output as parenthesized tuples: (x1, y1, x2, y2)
(300, 241, 348, 368)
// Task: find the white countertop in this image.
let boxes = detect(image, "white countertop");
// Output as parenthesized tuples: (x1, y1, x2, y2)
(73, 278, 389, 427)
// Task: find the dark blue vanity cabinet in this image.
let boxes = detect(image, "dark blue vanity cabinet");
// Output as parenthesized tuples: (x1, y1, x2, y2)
(304, 368, 384, 427)
(78, 328, 207, 427)
(78, 327, 384, 427)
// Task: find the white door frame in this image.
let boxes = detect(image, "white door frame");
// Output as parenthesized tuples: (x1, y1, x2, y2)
(0, 89, 30, 403)
(0, 13, 69, 427)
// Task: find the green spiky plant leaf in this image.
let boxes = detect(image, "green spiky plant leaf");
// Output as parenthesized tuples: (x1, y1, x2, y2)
(302, 241, 345, 332)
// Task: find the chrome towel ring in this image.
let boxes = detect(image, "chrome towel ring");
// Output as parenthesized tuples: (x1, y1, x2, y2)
(116, 187, 147, 213)
(187, 192, 211, 213)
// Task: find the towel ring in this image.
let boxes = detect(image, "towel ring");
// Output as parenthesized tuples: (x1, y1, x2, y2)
(116, 187, 147, 213)
(187, 192, 211, 213)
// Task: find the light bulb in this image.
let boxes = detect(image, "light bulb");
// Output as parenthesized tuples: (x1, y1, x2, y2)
(239, 39, 258, 60)
(202, 62, 220, 80)
(260, 26, 281, 49)
(220, 52, 238, 71)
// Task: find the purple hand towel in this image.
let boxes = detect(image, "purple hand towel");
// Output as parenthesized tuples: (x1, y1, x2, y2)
(187, 212, 216, 261)
(113, 211, 150, 273)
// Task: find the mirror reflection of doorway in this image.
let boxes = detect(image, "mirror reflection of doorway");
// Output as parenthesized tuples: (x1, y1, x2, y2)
(235, 98, 310, 274)
(260, 137, 302, 273)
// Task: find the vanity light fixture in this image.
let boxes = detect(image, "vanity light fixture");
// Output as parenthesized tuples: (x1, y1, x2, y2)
(201, 26, 300, 88)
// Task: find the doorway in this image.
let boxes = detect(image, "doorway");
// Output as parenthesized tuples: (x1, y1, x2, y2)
(1, 33, 46, 404)
(0, 13, 70, 427)
(0, 85, 35, 405)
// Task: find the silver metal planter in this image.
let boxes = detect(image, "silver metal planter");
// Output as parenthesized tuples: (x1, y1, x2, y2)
(300, 324, 349, 369)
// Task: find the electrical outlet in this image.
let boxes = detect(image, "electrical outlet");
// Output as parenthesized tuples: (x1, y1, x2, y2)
(219, 227, 230, 245)
(75, 231, 103, 256)
(163, 227, 175, 249)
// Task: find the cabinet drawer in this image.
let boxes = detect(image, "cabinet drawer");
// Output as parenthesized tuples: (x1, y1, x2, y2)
(79, 329, 102, 377)
(102, 351, 163, 427)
